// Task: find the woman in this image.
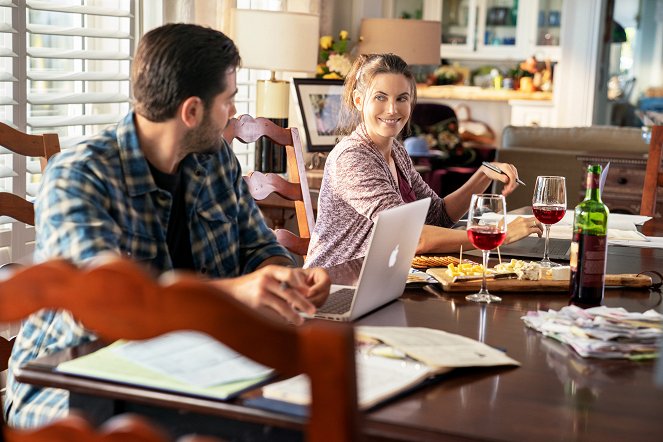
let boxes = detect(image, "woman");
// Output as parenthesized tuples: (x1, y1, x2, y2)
(305, 53, 542, 268)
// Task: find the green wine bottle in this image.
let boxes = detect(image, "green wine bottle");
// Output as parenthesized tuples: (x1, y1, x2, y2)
(569, 165, 609, 306)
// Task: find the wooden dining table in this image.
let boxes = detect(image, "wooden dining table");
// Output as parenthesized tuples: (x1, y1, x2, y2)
(14, 217, 663, 441)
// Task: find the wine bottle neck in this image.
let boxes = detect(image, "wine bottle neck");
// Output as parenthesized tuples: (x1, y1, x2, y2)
(584, 172, 602, 201)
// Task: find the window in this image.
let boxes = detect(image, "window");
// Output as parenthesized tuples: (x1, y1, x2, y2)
(0, 0, 135, 264)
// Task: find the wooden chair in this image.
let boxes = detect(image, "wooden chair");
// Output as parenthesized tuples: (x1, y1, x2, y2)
(0, 258, 360, 442)
(641, 125, 663, 217)
(0, 123, 61, 391)
(224, 115, 315, 257)
(0, 122, 60, 225)
(4, 413, 220, 441)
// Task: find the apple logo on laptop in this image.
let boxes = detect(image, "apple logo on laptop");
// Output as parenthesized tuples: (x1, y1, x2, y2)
(388, 244, 399, 268)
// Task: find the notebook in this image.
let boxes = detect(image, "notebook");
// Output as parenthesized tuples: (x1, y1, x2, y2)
(467, 236, 572, 261)
(313, 198, 431, 322)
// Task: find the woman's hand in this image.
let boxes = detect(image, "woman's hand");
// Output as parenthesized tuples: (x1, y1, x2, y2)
(504, 216, 543, 244)
(480, 162, 522, 196)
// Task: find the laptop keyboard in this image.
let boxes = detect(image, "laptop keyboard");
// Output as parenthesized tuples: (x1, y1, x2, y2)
(317, 288, 355, 315)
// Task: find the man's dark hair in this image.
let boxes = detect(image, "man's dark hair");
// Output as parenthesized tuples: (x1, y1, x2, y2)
(132, 23, 241, 122)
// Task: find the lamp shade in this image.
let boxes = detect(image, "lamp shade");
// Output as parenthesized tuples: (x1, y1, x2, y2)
(230, 9, 319, 73)
(357, 18, 441, 65)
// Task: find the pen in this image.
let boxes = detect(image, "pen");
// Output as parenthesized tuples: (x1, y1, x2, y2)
(481, 161, 526, 186)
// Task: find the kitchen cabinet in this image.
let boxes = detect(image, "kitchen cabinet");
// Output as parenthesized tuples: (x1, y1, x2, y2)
(420, 0, 563, 61)
(509, 100, 556, 127)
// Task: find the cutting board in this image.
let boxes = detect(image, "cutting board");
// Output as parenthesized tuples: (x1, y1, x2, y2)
(426, 268, 652, 292)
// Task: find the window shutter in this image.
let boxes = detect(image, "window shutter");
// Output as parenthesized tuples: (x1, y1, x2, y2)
(0, 0, 135, 264)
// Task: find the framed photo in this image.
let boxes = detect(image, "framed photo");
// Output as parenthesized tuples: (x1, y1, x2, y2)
(293, 78, 344, 152)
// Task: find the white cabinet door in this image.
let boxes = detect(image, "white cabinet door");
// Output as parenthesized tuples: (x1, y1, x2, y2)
(510, 100, 556, 127)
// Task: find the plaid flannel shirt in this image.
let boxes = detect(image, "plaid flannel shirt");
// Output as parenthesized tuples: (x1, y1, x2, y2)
(4, 112, 292, 428)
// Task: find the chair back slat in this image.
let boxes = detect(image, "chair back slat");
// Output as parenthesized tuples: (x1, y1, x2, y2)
(640, 125, 663, 217)
(243, 172, 303, 201)
(0, 123, 60, 227)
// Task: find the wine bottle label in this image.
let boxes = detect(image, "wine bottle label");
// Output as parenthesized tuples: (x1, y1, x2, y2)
(570, 232, 606, 287)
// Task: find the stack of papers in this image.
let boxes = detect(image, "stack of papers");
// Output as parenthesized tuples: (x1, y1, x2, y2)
(522, 306, 663, 360)
(262, 326, 519, 409)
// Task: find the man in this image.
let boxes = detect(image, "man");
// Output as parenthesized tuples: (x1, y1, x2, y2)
(4, 23, 330, 428)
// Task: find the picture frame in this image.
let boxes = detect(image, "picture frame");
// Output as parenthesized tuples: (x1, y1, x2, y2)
(293, 78, 344, 152)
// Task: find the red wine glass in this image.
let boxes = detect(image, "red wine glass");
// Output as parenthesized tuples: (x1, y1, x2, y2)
(532, 176, 567, 268)
(466, 194, 507, 303)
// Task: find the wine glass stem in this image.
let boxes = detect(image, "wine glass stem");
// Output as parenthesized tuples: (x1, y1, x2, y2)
(543, 224, 551, 261)
(481, 249, 490, 294)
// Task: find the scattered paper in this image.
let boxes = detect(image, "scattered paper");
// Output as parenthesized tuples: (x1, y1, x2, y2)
(510, 212, 654, 244)
(522, 306, 663, 359)
(356, 326, 520, 368)
(262, 355, 439, 409)
(610, 236, 663, 249)
(264, 326, 520, 410)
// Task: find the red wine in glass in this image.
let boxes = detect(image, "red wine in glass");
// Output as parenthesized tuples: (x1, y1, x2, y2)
(532, 176, 567, 268)
(532, 205, 566, 225)
(468, 226, 507, 250)
(465, 194, 507, 303)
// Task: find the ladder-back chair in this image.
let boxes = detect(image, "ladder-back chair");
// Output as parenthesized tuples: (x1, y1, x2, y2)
(224, 115, 315, 257)
(640, 125, 663, 217)
(0, 122, 60, 225)
(0, 258, 360, 442)
(3, 412, 220, 442)
(0, 123, 61, 382)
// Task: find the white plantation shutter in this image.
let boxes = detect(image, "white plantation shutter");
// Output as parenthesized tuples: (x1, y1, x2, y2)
(0, 0, 135, 264)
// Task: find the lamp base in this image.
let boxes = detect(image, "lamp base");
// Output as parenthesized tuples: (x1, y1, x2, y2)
(254, 77, 290, 173)
(254, 118, 287, 173)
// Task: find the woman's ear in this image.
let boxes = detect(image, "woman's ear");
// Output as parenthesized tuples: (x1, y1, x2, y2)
(352, 90, 363, 112)
(179, 96, 204, 129)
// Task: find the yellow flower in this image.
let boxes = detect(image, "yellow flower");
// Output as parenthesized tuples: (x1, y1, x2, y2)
(319, 35, 333, 50)
(322, 72, 342, 80)
(339, 30, 349, 40)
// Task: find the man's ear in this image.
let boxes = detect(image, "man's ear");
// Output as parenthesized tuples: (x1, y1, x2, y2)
(352, 90, 363, 112)
(180, 96, 204, 129)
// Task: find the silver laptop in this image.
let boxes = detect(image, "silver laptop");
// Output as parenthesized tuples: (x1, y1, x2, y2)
(313, 198, 431, 322)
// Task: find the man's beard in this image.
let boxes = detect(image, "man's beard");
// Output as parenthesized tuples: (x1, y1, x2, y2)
(182, 113, 224, 155)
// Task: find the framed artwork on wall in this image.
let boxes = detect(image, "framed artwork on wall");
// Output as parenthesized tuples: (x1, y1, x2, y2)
(293, 78, 344, 152)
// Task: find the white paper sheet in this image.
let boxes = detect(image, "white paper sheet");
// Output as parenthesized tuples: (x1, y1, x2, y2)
(610, 236, 663, 249)
(506, 212, 652, 228)
(112, 331, 273, 388)
(508, 212, 653, 243)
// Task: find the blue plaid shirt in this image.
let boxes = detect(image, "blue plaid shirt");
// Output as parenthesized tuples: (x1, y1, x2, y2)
(5, 112, 292, 428)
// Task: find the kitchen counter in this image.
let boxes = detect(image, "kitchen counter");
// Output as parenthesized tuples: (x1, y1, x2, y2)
(417, 85, 553, 102)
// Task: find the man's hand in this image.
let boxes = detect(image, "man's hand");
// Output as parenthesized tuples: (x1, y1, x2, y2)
(300, 267, 331, 306)
(212, 265, 331, 325)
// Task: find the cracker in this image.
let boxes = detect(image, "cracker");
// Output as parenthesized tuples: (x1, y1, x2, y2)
(411, 255, 472, 269)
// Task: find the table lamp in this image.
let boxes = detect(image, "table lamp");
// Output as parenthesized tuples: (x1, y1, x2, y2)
(357, 18, 441, 66)
(230, 9, 319, 172)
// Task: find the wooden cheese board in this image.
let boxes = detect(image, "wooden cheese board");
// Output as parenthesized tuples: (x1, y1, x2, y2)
(426, 268, 652, 292)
